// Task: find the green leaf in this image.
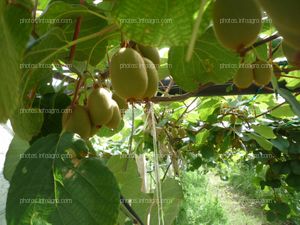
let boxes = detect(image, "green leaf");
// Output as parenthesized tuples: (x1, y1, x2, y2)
(36, 1, 108, 65)
(277, 88, 300, 118)
(112, 0, 201, 46)
(3, 135, 30, 182)
(270, 162, 291, 176)
(107, 156, 183, 225)
(195, 129, 209, 145)
(272, 77, 300, 118)
(266, 211, 276, 222)
(22, 28, 68, 97)
(168, 28, 239, 91)
(97, 120, 125, 137)
(0, 1, 32, 122)
(252, 125, 276, 139)
(286, 174, 300, 190)
(288, 143, 300, 154)
(268, 202, 290, 217)
(247, 133, 273, 151)
(198, 98, 221, 121)
(148, 178, 184, 225)
(6, 133, 120, 225)
(37, 92, 71, 137)
(11, 108, 44, 141)
(270, 135, 289, 153)
(107, 156, 143, 200)
(270, 105, 295, 118)
(158, 58, 171, 80)
(290, 160, 300, 175)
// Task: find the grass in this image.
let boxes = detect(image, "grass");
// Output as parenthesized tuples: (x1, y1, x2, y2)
(174, 161, 300, 225)
(174, 171, 228, 225)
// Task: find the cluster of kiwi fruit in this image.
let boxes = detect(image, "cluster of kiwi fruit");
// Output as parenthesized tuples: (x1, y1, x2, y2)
(61, 43, 160, 139)
(110, 44, 160, 101)
(62, 87, 125, 140)
(233, 60, 274, 89)
(213, 0, 300, 68)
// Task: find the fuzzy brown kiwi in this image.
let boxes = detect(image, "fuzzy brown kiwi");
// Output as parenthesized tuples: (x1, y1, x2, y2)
(213, 0, 262, 52)
(282, 41, 300, 68)
(136, 44, 160, 69)
(106, 100, 122, 130)
(233, 65, 254, 89)
(87, 87, 113, 126)
(112, 92, 128, 111)
(257, 0, 300, 48)
(253, 60, 273, 86)
(142, 58, 159, 99)
(110, 48, 148, 100)
(62, 105, 91, 139)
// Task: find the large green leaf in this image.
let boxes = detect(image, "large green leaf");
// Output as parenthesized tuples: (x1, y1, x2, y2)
(111, 0, 201, 46)
(6, 133, 120, 225)
(107, 156, 183, 225)
(3, 135, 30, 182)
(22, 28, 68, 98)
(0, 1, 32, 122)
(169, 28, 239, 91)
(146, 178, 183, 225)
(198, 98, 221, 121)
(277, 88, 300, 118)
(247, 133, 273, 151)
(252, 125, 276, 139)
(10, 108, 44, 141)
(272, 77, 300, 118)
(36, 1, 108, 65)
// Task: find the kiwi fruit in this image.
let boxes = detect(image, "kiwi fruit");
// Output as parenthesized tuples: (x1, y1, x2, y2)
(282, 41, 300, 68)
(276, 27, 300, 50)
(213, 0, 262, 52)
(136, 44, 160, 69)
(112, 92, 128, 111)
(90, 125, 100, 137)
(233, 65, 254, 89)
(110, 48, 148, 100)
(253, 60, 273, 86)
(257, 0, 300, 49)
(62, 105, 91, 139)
(106, 100, 122, 130)
(87, 87, 113, 126)
(143, 58, 159, 99)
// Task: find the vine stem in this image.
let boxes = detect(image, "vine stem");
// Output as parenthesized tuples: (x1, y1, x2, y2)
(21, 24, 118, 99)
(69, 0, 85, 64)
(279, 74, 300, 80)
(240, 33, 280, 56)
(26, 24, 118, 68)
(149, 102, 165, 225)
(175, 97, 198, 124)
(151, 83, 212, 103)
(71, 77, 84, 105)
(31, 0, 39, 39)
(186, 0, 208, 61)
(252, 93, 300, 119)
(128, 104, 135, 155)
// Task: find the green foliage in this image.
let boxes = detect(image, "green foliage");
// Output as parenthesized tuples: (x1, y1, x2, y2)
(3, 135, 30, 182)
(6, 133, 120, 225)
(0, 0, 32, 122)
(10, 108, 44, 141)
(107, 156, 183, 225)
(112, 0, 201, 46)
(169, 28, 239, 91)
(1, 1, 300, 224)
